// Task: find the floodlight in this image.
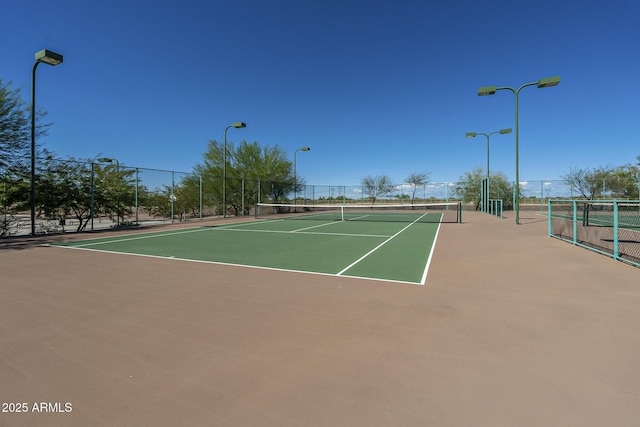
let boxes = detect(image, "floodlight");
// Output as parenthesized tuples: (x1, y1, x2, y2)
(477, 86, 497, 96)
(35, 49, 63, 66)
(537, 76, 560, 88)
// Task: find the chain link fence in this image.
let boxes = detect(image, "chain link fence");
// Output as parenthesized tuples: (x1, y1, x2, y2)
(549, 200, 640, 268)
(2, 156, 639, 237)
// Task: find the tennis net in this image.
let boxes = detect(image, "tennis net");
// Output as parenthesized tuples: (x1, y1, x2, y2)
(255, 202, 462, 223)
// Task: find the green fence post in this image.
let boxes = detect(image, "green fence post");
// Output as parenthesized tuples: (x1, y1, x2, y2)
(171, 171, 175, 223)
(572, 200, 577, 245)
(613, 201, 619, 260)
(90, 163, 95, 231)
(135, 168, 139, 225)
(547, 200, 552, 236)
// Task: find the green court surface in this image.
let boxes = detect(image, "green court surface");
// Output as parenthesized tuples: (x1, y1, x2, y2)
(52, 214, 445, 285)
(584, 213, 640, 229)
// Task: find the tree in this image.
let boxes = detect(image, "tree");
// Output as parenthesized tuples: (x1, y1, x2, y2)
(232, 141, 294, 211)
(453, 167, 515, 210)
(99, 163, 137, 226)
(1, 79, 52, 234)
(361, 175, 395, 204)
(29, 155, 138, 232)
(35, 154, 81, 231)
(561, 166, 614, 199)
(606, 163, 639, 200)
(404, 172, 431, 204)
(0, 79, 50, 169)
(1, 162, 28, 236)
(193, 140, 297, 216)
(177, 176, 204, 220)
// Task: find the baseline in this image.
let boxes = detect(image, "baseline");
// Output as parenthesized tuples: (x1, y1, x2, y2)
(50, 245, 421, 285)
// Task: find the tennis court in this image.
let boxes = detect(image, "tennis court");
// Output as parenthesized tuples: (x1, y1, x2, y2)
(51, 203, 461, 285)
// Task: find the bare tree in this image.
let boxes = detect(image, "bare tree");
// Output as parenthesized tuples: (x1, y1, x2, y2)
(361, 175, 395, 204)
(405, 172, 431, 204)
(561, 166, 613, 199)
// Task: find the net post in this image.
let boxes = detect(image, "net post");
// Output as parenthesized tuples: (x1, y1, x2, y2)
(341, 205, 345, 221)
(459, 202, 462, 223)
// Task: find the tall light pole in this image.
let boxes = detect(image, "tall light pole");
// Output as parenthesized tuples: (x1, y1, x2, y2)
(465, 128, 512, 212)
(222, 122, 246, 218)
(31, 49, 63, 236)
(97, 157, 120, 226)
(478, 76, 560, 224)
(294, 147, 310, 206)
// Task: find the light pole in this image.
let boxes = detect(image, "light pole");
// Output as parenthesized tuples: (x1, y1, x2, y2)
(222, 122, 246, 218)
(478, 76, 560, 224)
(294, 147, 310, 205)
(90, 162, 95, 231)
(31, 49, 63, 236)
(97, 157, 120, 226)
(465, 128, 512, 212)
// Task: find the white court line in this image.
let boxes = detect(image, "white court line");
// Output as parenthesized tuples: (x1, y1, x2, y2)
(420, 219, 442, 285)
(290, 221, 343, 233)
(50, 216, 441, 285)
(209, 228, 390, 238)
(61, 218, 290, 248)
(61, 223, 389, 249)
(337, 212, 429, 276)
(50, 245, 423, 285)
(346, 215, 370, 221)
(69, 227, 213, 247)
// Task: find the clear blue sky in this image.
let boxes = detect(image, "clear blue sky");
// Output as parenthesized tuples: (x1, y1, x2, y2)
(2, 0, 639, 187)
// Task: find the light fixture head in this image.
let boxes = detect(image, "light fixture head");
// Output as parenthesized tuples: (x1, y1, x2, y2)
(465, 132, 477, 138)
(231, 121, 246, 128)
(35, 49, 63, 66)
(537, 76, 560, 88)
(301, 147, 310, 151)
(499, 128, 512, 134)
(477, 86, 496, 96)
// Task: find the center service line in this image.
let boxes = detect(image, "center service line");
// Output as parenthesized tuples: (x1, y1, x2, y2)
(336, 212, 428, 276)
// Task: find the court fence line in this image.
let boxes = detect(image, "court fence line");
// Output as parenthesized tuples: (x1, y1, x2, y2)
(548, 199, 640, 268)
(2, 155, 639, 237)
